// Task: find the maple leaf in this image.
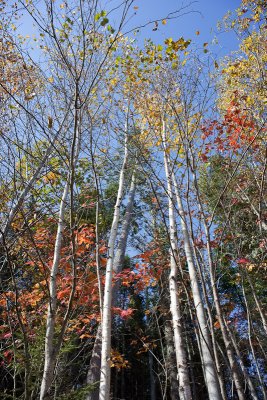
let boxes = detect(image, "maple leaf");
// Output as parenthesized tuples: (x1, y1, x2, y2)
(79, 333, 92, 339)
(120, 308, 135, 319)
(57, 288, 70, 300)
(2, 332, 12, 339)
(201, 154, 209, 162)
(214, 320, 220, 329)
(237, 258, 250, 264)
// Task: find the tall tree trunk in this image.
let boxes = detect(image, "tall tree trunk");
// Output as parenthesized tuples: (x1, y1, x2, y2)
(190, 239, 227, 400)
(112, 170, 136, 297)
(99, 112, 129, 400)
(171, 172, 222, 400)
(39, 184, 69, 400)
(86, 170, 136, 400)
(162, 119, 192, 400)
(39, 104, 81, 400)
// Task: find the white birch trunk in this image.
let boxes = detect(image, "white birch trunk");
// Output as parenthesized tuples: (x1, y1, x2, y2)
(162, 120, 192, 400)
(86, 170, 136, 400)
(189, 235, 227, 400)
(99, 115, 129, 400)
(112, 170, 136, 299)
(171, 172, 222, 400)
(39, 180, 69, 400)
(39, 107, 81, 400)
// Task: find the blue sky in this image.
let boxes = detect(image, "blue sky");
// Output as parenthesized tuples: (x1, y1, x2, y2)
(17, 0, 242, 61)
(122, 0, 242, 56)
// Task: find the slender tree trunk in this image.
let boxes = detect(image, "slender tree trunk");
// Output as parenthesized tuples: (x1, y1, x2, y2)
(112, 170, 136, 298)
(162, 120, 192, 400)
(39, 180, 70, 400)
(39, 104, 81, 400)
(86, 170, 136, 400)
(99, 112, 129, 400)
(191, 243, 227, 400)
(171, 172, 222, 400)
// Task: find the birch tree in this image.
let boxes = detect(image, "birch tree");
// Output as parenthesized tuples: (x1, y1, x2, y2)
(162, 118, 192, 400)
(99, 108, 130, 400)
(86, 168, 137, 400)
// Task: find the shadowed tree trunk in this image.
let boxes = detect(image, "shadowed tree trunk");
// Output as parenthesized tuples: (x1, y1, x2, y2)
(164, 319, 180, 400)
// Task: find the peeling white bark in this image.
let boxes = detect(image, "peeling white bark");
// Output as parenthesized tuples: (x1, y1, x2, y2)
(86, 170, 136, 400)
(39, 180, 69, 400)
(99, 113, 129, 400)
(39, 107, 81, 400)
(162, 120, 192, 400)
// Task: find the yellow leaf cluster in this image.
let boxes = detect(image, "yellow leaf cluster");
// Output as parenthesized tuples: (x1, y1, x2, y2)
(110, 349, 130, 370)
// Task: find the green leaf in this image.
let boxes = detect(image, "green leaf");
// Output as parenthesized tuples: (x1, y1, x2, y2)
(107, 25, 115, 34)
(100, 17, 109, 26)
(95, 10, 106, 22)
